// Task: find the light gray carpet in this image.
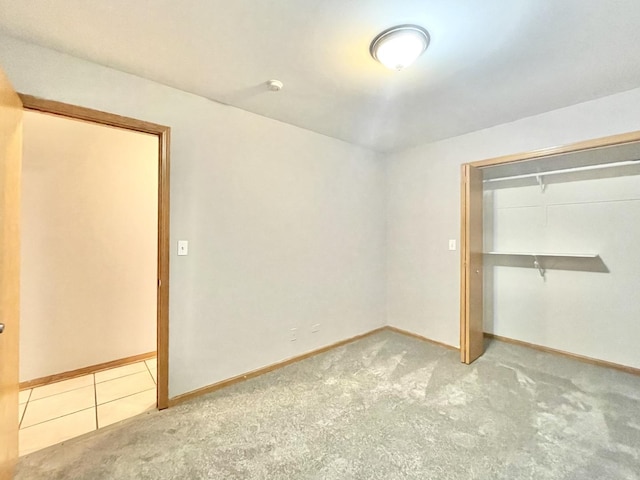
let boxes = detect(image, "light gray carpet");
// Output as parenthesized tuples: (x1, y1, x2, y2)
(16, 330, 640, 479)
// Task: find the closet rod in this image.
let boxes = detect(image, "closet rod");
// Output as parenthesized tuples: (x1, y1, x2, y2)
(483, 159, 640, 183)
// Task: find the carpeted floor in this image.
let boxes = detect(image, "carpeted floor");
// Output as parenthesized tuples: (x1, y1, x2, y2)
(16, 330, 640, 479)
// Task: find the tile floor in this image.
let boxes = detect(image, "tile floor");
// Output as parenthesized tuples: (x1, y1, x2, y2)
(18, 357, 157, 456)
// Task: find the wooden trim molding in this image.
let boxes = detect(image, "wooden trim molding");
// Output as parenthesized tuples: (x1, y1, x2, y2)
(17, 94, 169, 135)
(169, 326, 459, 407)
(460, 165, 484, 364)
(18, 94, 171, 410)
(168, 328, 387, 406)
(385, 326, 458, 351)
(485, 333, 640, 376)
(20, 352, 157, 390)
(459, 163, 468, 362)
(156, 118, 171, 410)
(468, 129, 640, 168)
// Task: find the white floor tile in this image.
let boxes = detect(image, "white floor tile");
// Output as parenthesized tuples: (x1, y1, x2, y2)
(96, 371, 155, 405)
(145, 358, 157, 370)
(97, 389, 156, 428)
(30, 375, 94, 401)
(21, 385, 95, 428)
(19, 389, 32, 404)
(95, 362, 148, 383)
(19, 408, 96, 457)
(19, 358, 157, 456)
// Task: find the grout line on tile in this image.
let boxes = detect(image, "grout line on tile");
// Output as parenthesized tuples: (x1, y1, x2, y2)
(24, 389, 32, 403)
(19, 406, 96, 431)
(93, 373, 98, 430)
(98, 387, 157, 408)
(27, 383, 95, 402)
(19, 388, 33, 429)
(95, 369, 151, 385)
(19, 404, 27, 429)
(144, 357, 157, 386)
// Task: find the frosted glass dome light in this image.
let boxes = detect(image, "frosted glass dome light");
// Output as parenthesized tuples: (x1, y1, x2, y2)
(370, 25, 430, 71)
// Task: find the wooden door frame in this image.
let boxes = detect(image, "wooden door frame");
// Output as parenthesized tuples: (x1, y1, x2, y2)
(0, 69, 22, 479)
(460, 129, 640, 364)
(18, 94, 170, 409)
(459, 163, 483, 364)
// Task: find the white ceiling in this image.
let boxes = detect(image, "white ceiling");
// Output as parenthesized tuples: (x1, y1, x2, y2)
(2, 1, 640, 153)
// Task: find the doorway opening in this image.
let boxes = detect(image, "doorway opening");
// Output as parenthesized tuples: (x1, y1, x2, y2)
(17, 96, 170, 455)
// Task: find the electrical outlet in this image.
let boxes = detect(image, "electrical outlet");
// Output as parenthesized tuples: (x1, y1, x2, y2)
(312, 323, 320, 333)
(448, 239, 456, 251)
(290, 328, 297, 342)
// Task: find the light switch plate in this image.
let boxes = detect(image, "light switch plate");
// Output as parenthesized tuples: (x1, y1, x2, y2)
(448, 239, 456, 251)
(177, 240, 189, 256)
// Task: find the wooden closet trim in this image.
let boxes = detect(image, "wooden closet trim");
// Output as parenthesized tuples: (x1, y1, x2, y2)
(460, 129, 640, 364)
(19, 94, 171, 409)
(468, 130, 640, 168)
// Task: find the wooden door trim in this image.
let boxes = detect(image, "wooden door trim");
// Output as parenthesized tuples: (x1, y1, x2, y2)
(459, 164, 469, 363)
(468, 130, 640, 168)
(18, 94, 171, 410)
(0, 71, 22, 478)
(459, 164, 483, 364)
(460, 129, 640, 364)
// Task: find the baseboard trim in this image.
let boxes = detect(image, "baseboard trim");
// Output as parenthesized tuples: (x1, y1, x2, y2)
(485, 333, 640, 376)
(168, 327, 387, 407)
(20, 351, 157, 390)
(385, 326, 459, 351)
(168, 326, 462, 407)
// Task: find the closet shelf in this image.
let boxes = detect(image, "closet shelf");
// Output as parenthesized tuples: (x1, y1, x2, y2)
(484, 252, 601, 279)
(484, 252, 598, 258)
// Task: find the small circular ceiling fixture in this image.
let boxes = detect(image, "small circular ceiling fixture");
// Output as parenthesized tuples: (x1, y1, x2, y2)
(370, 24, 430, 71)
(267, 79, 284, 91)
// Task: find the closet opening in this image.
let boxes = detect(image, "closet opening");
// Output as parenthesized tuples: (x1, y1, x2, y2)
(461, 131, 640, 372)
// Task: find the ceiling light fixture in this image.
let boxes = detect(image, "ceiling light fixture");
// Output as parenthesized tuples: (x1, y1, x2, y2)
(370, 24, 430, 71)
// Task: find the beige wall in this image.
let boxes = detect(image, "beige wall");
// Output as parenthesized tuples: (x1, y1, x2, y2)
(20, 110, 158, 382)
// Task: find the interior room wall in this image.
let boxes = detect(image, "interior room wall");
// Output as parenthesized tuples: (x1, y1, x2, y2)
(0, 34, 386, 397)
(6, 32, 640, 393)
(20, 111, 158, 382)
(485, 172, 640, 368)
(386, 86, 640, 349)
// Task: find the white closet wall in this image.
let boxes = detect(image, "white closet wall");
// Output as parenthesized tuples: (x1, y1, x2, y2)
(484, 171, 640, 368)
